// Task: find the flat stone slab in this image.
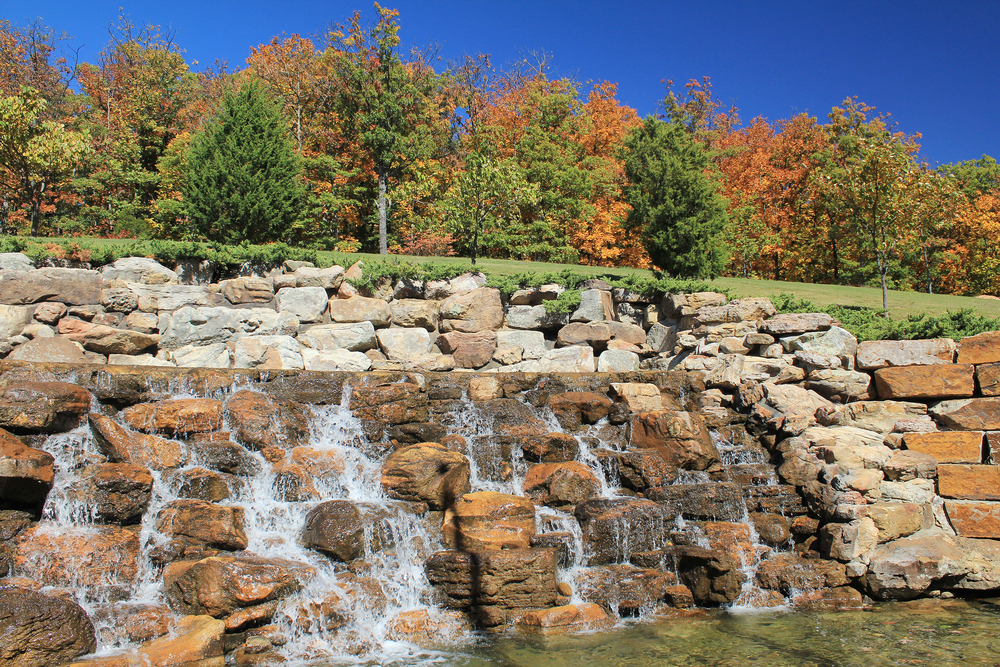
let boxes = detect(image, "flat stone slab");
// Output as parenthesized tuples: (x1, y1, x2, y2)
(931, 398, 1000, 431)
(957, 331, 1000, 365)
(903, 431, 983, 464)
(857, 338, 956, 370)
(945, 500, 1000, 538)
(938, 464, 1000, 500)
(874, 364, 975, 400)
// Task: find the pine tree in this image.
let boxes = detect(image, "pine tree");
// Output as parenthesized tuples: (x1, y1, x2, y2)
(184, 80, 304, 244)
(622, 116, 729, 278)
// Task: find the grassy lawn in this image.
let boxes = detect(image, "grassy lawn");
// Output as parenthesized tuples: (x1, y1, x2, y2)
(11, 237, 999, 320)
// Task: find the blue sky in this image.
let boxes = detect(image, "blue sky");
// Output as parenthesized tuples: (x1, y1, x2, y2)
(6, 0, 999, 165)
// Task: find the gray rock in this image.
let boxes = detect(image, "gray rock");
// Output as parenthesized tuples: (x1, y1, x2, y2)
(532, 346, 596, 373)
(439, 287, 504, 333)
(880, 478, 936, 504)
(172, 343, 231, 368)
(597, 349, 640, 372)
(694, 297, 775, 325)
(301, 347, 372, 372)
(424, 272, 486, 300)
(661, 291, 727, 318)
(570, 289, 612, 323)
(328, 296, 392, 326)
(0, 252, 33, 271)
(173, 259, 216, 285)
(805, 369, 873, 401)
(276, 286, 328, 322)
(299, 322, 377, 352)
(391, 299, 439, 330)
(760, 313, 835, 335)
(393, 277, 424, 299)
(99, 257, 178, 284)
(232, 335, 304, 370)
(107, 353, 175, 367)
(505, 305, 569, 330)
(646, 322, 678, 354)
(127, 283, 227, 312)
(615, 302, 644, 327)
(159, 307, 299, 350)
(856, 338, 956, 370)
(0, 305, 33, 338)
(782, 326, 858, 367)
(100, 284, 139, 313)
(820, 517, 878, 564)
(496, 329, 546, 359)
(293, 265, 345, 290)
(826, 400, 927, 434)
(7, 337, 87, 363)
(0, 268, 103, 305)
(220, 277, 274, 304)
(377, 328, 432, 361)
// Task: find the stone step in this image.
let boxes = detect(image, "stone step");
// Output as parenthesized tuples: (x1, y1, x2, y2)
(743, 484, 809, 516)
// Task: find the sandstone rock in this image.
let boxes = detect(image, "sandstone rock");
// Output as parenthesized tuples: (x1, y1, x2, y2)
(694, 297, 775, 325)
(224, 390, 309, 451)
(301, 347, 372, 371)
(436, 331, 496, 368)
(0, 586, 96, 667)
(518, 603, 611, 632)
(804, 369, 873, 401)
(100, 257, 178, 285)
(15, 524, 140, 587)
(931, 398, 1000, 430)
(610, 383, 661, 412)
(0, 304, 33, 339)
(164, 555, 314, 617)
(171, 343, 231, 368)
(574, 564, 688, 614)
(107, 353, 174, 367)
(883, 449, 938, 481)
(71, 614, 225, 667)
(390, 299, 439, 331)
(763, 383, 833, 420)
(424, 548, 557, 611)
(881, 478, 936, 504)
(220, 276, 274, 304)
(0, 429, 54, 510)
(522, 462, 600, 507)
(867, 502, 924, 542)
(598, 349, 640, 372)
(820, 517, 878, 564)
(122, 398, 222, 436)
(157, 499, 248, 550)
(172, 467, 239, 502)
(56, 319, 160, 355)
(718, 336, 752, 354)
(957, 331, 1000, 365)
(0, 252, 33, 271)
(160, 307, 298, 350)
(903, 431, 983, 463)
(349, 383, 427, 431)
(574, 498, 672, 565)
(671, 522, 760, 606)
(647, 482, 745, 521)
(521, 432, 580, 463)
(705, 353, 743, 389)
(760, 313, 836, 335)
(529, 346, 596, 373)
(292, 265, 345, 290)
(557, 321, 646, 349)
(302, 500, 375, 561)
(548, 392, 612, 429)
(187, 439, 259, 477)
(570, 289, 614, 323)
(439, 287, 503, 333)
(380, 443, 471, 510)
(857, 338, 956, 369)
(496, 329, 546, 359)
(0, 382, 91, 432)
(938, 464, 1000, 500)
(31, 301, 66, 325)
(755, 553, 849, 593)
(826, 400, 927, 434)
(231, 335, 304, 370)
(128, 283, 227, 312)
(424, 272, 486, 300)
(299, 321, 377, 352)
(275, 286, 327, 322)
(375, 328, 433, 363)
(615, 449, 676, 491)
(978, 362, 1000, 396)
(0, 268, 102, 305)
(863, 529, 988, 599)
(505, 305, 569, 330)
(874, 364, 975, 400)
(662, 292, 727, 318)
(89, 413, 186, 470)
(629, 410, 720, 471)
(85, 462, 153, 524)
(943, 500, 1000, 538)
(442, 491, 536, 550)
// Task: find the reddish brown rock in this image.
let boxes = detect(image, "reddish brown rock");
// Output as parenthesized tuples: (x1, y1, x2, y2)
(85, 462, 154, 524)
(874, 364, 975, 400)
(348, 383, 428, 427)
(0, 428, 54, 509)
(938, 464, 1000, 500)
(944, 500, 1000, 538)
(57, 319, 159, 355)
(224, 390, 310, 451)
(90, 602, 172, 645)
(931, 398, 1000, 430)
(0, 586, 96, 667)
(15, 525, 140, 587)
(424, 548, 557, 611)
(616, 449, 677, 491)
(122, 398, 223, 436)
(438, 287, 504, 333)
(522, 462, 600, 507)
(441, 491, 536, 550)
(575, 564, 689, 614)
(521, 432, 580, 462)
(301, 500, 366, 562)
(556, 321, 646, 350)
(903, 431, 983, 463)
(0, 382, 91, 432)
(883, 450, 938, 481)
(163, 555, 314, 617)
(629, 410, 720, 471)
(290, 446, 345, 478)
(978, 363, 1000, 397)
(89, 413, 186, 470)
(156, 499, 248, 551)
(436, 331, 497, 369)
(547, 392, 613, 429)
(69, 614, 225, 667)
(380, 442, 471, 510)
(172, 467, 238, 502)
(574, 498, 673, 565)
(957, 331, 1000, 365)
(793, 586, 865, 611)
(270, 460, 320, 502)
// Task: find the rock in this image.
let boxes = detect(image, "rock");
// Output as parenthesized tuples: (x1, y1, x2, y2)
(301, 348, 372, 371)
(820, 517, 878, 565)
(509, 284, 563, 306)
(944, 500, 1000, 538)
(978, 362, 1000, 396)
(495, 330, 546, 360)
(793, 586, 865, 611)
(275, 286, 327, 322)
(610, 383, 661, 412)
(883, 450, 938, 481)
(930, 398, 1000, 430)
(957, 331, 1000, 365)
(160, 307, 298, 350)
(598, 349, 640, 372)
(575, 564, 689, 614)
(705, 353, 744, 389)
(56, 319, 159, 355)
(89, 413, 186, 470)
(31, 302, 66, 324)
(661, 292, 727, 318)
(548, 392, 612, 429)
(373, 328, 429, 362)
(380, 443, 471, 510)
(874, 364, 975, 400)
(0, 305, 33, 339)
(518, 603, 611, 632)
(424, 548, 557, 612)
(100, 283, 139, 313)
(646, 322, 677, 353)
(903, 431, 983, 463)
(557, 321, 646, 349)
(938, 463, 1000, 500)
(826, 400, 927, 434)
(349, 383, 428, 433)
(763, 383, 833, 420)
(85, 462, 153, 524)
(424, 272, 486, 300)
(441, 492, 536, 550)
(615, 449, 676, 490)
(224, 390, 309, 451)
(718, 336, 752, 354)
(73, 614, 225, 667)
(574, 498, 673, 565)
(302, 500, 370, 561)
(755, 553, 848, 593)
(760, 313, 836, 335)
(881, 478, 936, 504)
(629, 410, 720, 471)
(0, 586, 96, 667)
(173, 259, 216, 285)
(187, 439, 260, 477)
(522, 462, 600, 507)
(783, 326, 858, 365)
(0, 252, 33, 271)
(863, 529, 988, 600)
(219, 276, 274, 304)
(0, 268, 103, 305)
(436, 331, 497, 368)
(570, 289, 614, 323)
(107, 353, 174, 367)
(867, 502, 924, 542)
(857, 338, 956, 369)
(521, 433, 580, 463)
(390, 299, 439, 331)
(163, 555, 314, 617)
(100, 257, 178, 285)
(672, 522, 760, 605)
(291, 265, 345, 290)
(171, 343, 231, 368)
(15, 524, 140, 587)
(0, 382, 91, 432)
(0, 429, 54, 510)
(172, 467, 239, 502)
(804, 369, 873, 401)
(647, 482, 744, 521)
(531, 346, 596, 373)
(298, 321, 377, 352)
(504, 305, 569, 330)
(122, 398, 223, 436)
(127, 283, 227, 312)
(157, 499, 248, 550)
(694, 297, 775, 325)
(439, 287, 504, 333)
(231, 335, 304, 370)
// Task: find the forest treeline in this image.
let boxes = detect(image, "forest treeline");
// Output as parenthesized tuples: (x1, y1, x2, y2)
(1, 7, 998, 295)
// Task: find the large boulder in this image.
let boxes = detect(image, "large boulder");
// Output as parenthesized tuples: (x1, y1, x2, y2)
(7, 337, 88, 363)
(380, 443, 471, 510)
(301, 500, 414, 562)
(957, 331, 1000, 365)
(424, 548, 557, 612)
(441, 491, 536, 550)
(57, 319, 160, 355)
(629, 410, 720, 471)
(219, 276, 274, 304)
(275, 286, 328, 322)
(122, 398, 223, 436)
(224, 390, 310, 451)
(504, 305, 569, 331)
(825, 400, 927, 434)
(299, 321, 377, 352)
(522, 462, 600, 507)
(0, 429, 54, 510)
(575, 564, 692, 614)
(755, 553, 849, 593)
(391, 299, 439, 331)
(328, 296, 392, 326)
(436, 331, 497, 368)
(159, 307, 298, 350)
(874, 364, 975, 400)
(0, 586, 96, 667)
(574, 498, 673, 565)
(127, 283, 227, 312)
(377, 327, 432, 361)
(857, 338, 956, 369)
(570, 289, 614, 323)
(0, 268, 103, 305)
(100, 257, 178, 285)
(83, 462, 154, 524)
(290, 265, 345, 290)
(15, 524, 140, 587)
(89, 413, 186, 470)
(438, 287, 503, 333)
(231, 335, 304, 370)
(0, 382, 91, 433)
(156, 499, 248, 551)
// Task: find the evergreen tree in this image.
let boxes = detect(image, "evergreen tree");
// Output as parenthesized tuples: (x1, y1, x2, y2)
(184, 80, 304, 244)
(622, 116, 729, 278)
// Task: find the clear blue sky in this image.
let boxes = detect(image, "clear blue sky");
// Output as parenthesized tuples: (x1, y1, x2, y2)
(6, 0, 999, 166)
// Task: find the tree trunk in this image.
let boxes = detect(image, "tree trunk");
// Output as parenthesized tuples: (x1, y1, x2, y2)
(880, 263, 889, 314)
(471, 222, 478, 266)
(922, 241, 933, 295)
(377, 167, 388, 255)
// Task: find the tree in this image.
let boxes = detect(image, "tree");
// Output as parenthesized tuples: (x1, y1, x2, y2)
(622, 116, 729, 278)
(184, 80, 304, 244)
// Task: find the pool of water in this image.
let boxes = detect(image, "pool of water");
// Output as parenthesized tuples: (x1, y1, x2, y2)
(327, 598, 1000, 667)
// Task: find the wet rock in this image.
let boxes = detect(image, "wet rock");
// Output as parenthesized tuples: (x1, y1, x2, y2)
(15, 525, 140, 588)
(157, 499, 248, 551)
(0, 586, 96, 667)
(610, 383, 661, 412)
(521, 432, 580, 463)
(522, 462, 600, 507)
(224, 390, 310, 451)
(380, 443, 471, 510)
(792, 586, 865, 611)
(857, 338, 956, 369)
(575, 564, 691, 614)
(0, 429, 54, 511)
(672, 522, 758, 606)
(548, 392, 612, 429)
(755, 553, 849, 593)
(874, 364, 975, 400)
(517, 603, 611, 632)
(574, 498, 673, 565)
(163, 555, 314, 617)
(89, 413, 186, 470)
(439, 287, 504, 333)
(302, 500, 366, 561)
(188, 439, 260, 477)
(172, 467, 240, 502)
(84, 462, 153, 524)
(349, 383, 428, 431)
(90, 602, 172, 644)
(270, 460, 319, 502)
(629, 410, 720, 471)
(424, 548, 557, 611)
(646, 482, 743, 521)
(0, 382, 91, 432)
(473, 398, 548, 437)
(615, 449, 676, 491)
(122, 398, 223, 436)
(442, 491, 536, 550)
